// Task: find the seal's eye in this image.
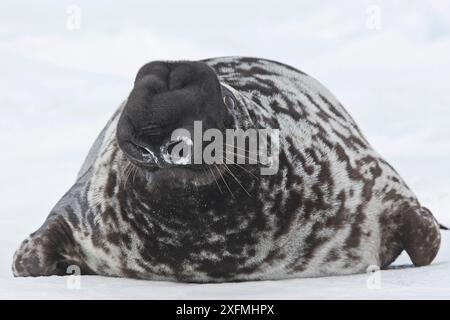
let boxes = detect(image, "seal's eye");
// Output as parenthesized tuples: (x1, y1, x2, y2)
(223, 95, 235, 109)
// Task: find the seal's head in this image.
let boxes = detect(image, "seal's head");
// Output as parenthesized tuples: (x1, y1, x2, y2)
(116, 61, 241, 185)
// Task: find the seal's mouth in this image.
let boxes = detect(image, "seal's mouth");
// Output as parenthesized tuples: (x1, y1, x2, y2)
(121, 141, 160, 169)
(122, 139, 207, 172)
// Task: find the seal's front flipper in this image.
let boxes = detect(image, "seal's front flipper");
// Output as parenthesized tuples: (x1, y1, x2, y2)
(12, 216, 89, 277)
(402, 206, 441, 267)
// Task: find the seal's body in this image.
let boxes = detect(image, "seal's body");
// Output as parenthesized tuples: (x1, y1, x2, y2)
(13, 57, 441, 281)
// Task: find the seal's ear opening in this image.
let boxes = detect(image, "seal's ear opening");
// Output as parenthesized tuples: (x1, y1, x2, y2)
(117, 60, 233, 168)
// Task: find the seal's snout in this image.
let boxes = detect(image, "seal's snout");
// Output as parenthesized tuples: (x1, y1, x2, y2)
(117, 60, 233, 168)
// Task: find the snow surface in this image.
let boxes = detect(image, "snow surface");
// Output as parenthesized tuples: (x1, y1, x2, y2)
(1, 0, 450, 299)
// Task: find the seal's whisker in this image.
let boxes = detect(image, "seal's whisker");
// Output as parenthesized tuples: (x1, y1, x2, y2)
(214, 164, 233, 198)
(224, 157, 260, 180)
(120, 162, 129, 188)
(207, 166, 223, 194)
(223, 164, 253, 198)
(224, 143, 260, 158)
(132, 165, 139, 184)
(226, 151, 264, 165)
(123, 165, 130, 187)
(123, 161, 134, 187)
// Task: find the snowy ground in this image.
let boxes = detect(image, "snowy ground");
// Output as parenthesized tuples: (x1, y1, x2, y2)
(1, 0, 449, 299)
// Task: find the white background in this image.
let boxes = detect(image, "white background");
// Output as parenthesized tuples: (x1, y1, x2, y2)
(0, 0, 449, 299)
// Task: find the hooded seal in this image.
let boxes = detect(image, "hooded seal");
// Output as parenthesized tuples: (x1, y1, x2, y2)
(12, 57, 442, 282)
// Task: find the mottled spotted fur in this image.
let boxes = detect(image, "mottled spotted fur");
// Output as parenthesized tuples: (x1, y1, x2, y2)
(13, 57, 441, 281)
